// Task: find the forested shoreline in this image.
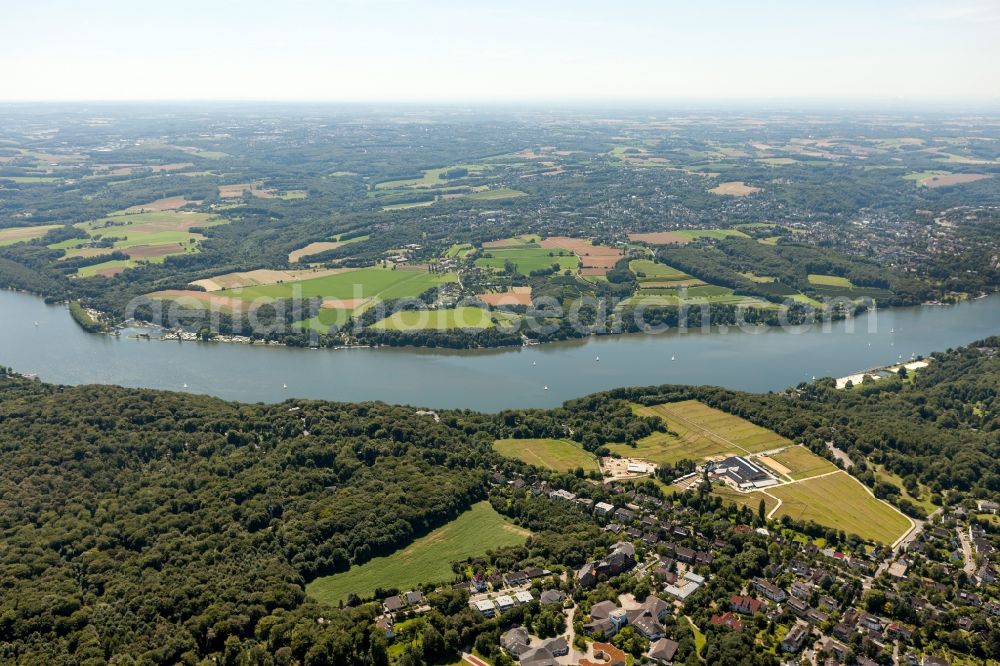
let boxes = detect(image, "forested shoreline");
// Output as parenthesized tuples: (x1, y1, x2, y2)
(0, 337, 996, 663)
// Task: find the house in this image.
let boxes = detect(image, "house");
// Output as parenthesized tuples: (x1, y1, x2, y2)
(888, 561, 909, 579)
(549, 489, 576, 502)
(580, 642, 627, 666)
(665, 571, 705, 600)
(474, 599, 495, 617)
(514, 590, 534, 605)
(595, 501, 615, 517)
(578, 562, 598, 587)
(614, 507, 635, 523)
(632, 614, 665, 640)
(819, 637, 847, 661)
(922, 657, 950, 666)
(542, 637, 568, 657)
(383, 595, 405, 613)
(790, 581, 813, 600)
(787, 596, 809, 617)
(584, 617, 617, 639)
(519, 647, 558, 666)
(806, 609, 830, 625)
(887, 622, 914, 640)
(710, 612, 744, 632)
(496, 595, 515, 612)
(753, 578, 787, 602)
(818, 595, 838, 612)
(375, 616, 394, 640)
(781, 621, 810, 653)
(404, 590, 423, 606)
(648, 638, 680, 663)
(832, 622, 854, 642)
(641, 595, 671, 621)
(977, 500, 999, 513)
(674, 546, 696, 563)
(504, 571, 529, 587)
(858, 613, 882, 633)
(500, 627, 531, 658)
(590, 600, 618, 621)
(730, 594, 763, 615)
(540, 589, 566, 606)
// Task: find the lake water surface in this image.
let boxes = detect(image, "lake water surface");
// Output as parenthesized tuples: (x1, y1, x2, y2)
(1, 289, 998, 411)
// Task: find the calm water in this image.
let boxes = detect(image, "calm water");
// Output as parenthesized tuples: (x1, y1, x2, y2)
(1, 289, 998, 411)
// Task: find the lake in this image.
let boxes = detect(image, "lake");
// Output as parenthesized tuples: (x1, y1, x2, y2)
(1, 289, 998, 411)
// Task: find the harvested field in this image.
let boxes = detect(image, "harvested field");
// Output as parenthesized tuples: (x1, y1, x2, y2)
(320, 298, 368, 309)
(922, 173, 991, 188)
(125, 244, 185, 259)
(709, 181, 761, 196)
(628, 231, 690, 245)
(480, 287, 532, 306)
(639, 279, 704, 288)
(540, 236, 622, 274)
(218, 183, 253, 198)
(190, 268, 348, 292)
(289, 241, 344, 263)
(482, 234, 541, 248)
(124, 196, 196, 213)
(148, 290, 256, 313)
(0, 224, 61, 247)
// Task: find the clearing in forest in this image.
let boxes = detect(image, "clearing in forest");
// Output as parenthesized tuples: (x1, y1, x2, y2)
(305, 501, 530, 605)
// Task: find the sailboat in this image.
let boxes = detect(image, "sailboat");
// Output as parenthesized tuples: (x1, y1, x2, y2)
(671, 355, 676, 361)
(595, 356, 600, 362)
(543, 385, 549, 391)
(283, 384, 288, 389)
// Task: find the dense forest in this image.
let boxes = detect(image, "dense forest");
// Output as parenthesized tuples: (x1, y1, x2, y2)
(0, 337, 997, 663)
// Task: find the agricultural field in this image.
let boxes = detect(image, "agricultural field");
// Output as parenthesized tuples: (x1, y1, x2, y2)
(709, 181, 761, 196)
(765, 471, 912, 544)
(493, 438, 599, 473)
(0, 224, 61, 247)
(615, 400, 793, 464)
(672, 228, 749, 241)
(539, 236, 622, 275)
(305, 501, 530, 605)
(807, 274, 853, 288)
(763, 445, 839, 481)
(215, 267, 455, 304)
(56, 210, 226, 275)
(475, 247, 579, 275)
(288, 235, 369, 263)
(629, 259, 691, 282)
(371, 306, 494, 331)
(466, 187, 527, 201)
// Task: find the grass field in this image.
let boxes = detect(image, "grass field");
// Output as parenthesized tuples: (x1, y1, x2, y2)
(493, 438, 599, 473)
(298, 307, 352, 333)
(467, 188, 527, 201)
(61, 210, 225, 274)
(767, 445, 839, 481)
(218, 267, 455, 304)
(672, 228, 749, 241)
(614, 401, 793, 464)
(712, 484, 780, 514)
(371, 307, 493, 331)
(305, 502, 530, 605)
(807, 274, 853, 288)
(629, 259, 691, 281)
(0, 224, 60, 247)
(766, 471, 911, 544)
(475, 247, 579, 275)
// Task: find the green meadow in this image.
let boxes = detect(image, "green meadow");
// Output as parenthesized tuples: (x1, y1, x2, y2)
(305, 502, 529, 605)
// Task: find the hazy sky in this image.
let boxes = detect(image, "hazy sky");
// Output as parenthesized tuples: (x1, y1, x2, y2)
(4, 0, 999, 102)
